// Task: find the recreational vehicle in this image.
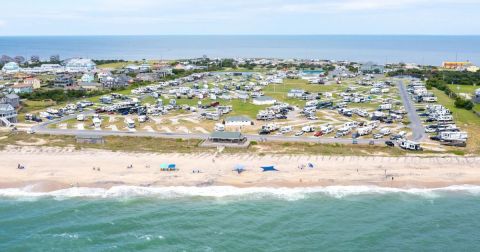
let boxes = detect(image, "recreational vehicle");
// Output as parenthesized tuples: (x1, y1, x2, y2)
(438, 131, 468, 142)
(320, 124, 334, 134)
(214, 123, 225, 132)
(399, 140, 422, 151)
(125, 118, 135, 129)
(92, 117, 102, 128)
(335, 126, 352, 138)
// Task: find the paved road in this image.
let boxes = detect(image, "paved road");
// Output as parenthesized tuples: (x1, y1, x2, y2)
(33, 116, 387, 146)
(396, 79, 426, 141)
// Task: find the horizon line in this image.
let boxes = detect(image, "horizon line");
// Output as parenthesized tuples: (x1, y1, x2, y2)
(1, 34, 480, 37)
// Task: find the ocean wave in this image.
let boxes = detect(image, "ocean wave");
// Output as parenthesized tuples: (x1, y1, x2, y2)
(0, 185, 480, 200)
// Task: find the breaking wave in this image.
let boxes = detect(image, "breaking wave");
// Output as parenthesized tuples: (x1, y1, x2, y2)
(1, 185, 480, 201)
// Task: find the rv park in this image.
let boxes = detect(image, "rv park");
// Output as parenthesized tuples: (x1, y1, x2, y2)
(1, 57, 479, 155)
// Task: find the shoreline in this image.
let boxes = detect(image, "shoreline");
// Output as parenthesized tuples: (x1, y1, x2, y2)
(1, 146, 479, 192)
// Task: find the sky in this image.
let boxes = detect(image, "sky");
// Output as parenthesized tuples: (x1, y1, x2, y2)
(0, 0, 479, 36)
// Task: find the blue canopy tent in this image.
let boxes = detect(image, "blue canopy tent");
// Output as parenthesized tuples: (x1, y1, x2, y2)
(261, 166, 278, 172)
(233, 164, 246, 174)
(160, 163, 177, 171)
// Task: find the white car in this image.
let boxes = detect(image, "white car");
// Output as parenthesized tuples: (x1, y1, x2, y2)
(27, 129, 36, 134)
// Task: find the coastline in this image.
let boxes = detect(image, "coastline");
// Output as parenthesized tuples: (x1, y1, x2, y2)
(1, 146, 479, 193)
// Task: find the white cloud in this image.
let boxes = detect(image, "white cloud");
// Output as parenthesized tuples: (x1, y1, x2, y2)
(0, 20, 6, 27)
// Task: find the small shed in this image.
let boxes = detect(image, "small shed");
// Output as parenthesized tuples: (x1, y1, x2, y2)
(76, 135, 105, 144)
(208, 131, 247, 144)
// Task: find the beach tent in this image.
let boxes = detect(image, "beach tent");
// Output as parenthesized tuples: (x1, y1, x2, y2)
(160, 163, 177, 171)
(160, 163, 168, 171)
(233, 164, 246, 174)
(261, 166, 278, 172)
(308, 163, 314, 168)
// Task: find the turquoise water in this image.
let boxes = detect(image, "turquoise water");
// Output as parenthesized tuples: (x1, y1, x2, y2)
(1, 186, 479, 251)
(0, 35, 479, 64)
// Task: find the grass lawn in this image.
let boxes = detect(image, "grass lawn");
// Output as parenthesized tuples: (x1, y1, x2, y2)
(97, 61, 135, 69)
(432, 88, 480, 154)
(447, 84, 478, 95)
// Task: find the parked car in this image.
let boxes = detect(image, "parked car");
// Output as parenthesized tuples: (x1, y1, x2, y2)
(385, 141, 395, 147)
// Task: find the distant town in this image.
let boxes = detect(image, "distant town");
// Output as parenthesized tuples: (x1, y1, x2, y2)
(1, 55, 479, 155)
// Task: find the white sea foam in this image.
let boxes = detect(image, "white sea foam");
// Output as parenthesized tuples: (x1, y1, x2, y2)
(0, 185, 480, 200)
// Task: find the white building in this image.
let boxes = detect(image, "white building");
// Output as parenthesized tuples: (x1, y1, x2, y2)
(225, 116, 253, 127)
(2, 62, 21, 74)
(0, 104, 17, 126)
(252, 96, 277, 105)
(65, 58, 96, 73)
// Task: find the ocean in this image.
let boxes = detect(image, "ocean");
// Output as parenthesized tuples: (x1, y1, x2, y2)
(0, 35, 479, 65)
(1, 186, 480, 251)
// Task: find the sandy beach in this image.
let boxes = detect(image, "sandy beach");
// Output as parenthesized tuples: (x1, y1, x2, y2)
(0, 145, 479, 191)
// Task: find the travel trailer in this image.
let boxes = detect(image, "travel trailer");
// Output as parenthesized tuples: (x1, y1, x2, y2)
(125, 118, 135, 128)
(438, 131, 468, 142)
(357, 126, 372, 136)
(399, 140, 422, 151)
(92, 117, 102, 128)
(214, 123, 225, 132)
(320, 124, 334, 134)
(335, 126, 352, 138)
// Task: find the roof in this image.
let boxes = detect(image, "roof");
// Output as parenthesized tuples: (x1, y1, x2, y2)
(253, 96, 275, 101)
(5, 94, 19, 99)
(0, 103, 14, 112)
(12, 83, 33, 88)
(226, 116, 252, 122)
(210, 131, 245, 140)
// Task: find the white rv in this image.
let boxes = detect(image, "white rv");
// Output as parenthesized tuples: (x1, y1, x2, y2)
(399, 140, 422, 151)
(320, 124, 334, 134)
(125, 118, 135, 129)
(439, 131, 468, 142)
(214, 123, 225, 132)
(357, 126, 372, 136)
(92, 117, 102, 128)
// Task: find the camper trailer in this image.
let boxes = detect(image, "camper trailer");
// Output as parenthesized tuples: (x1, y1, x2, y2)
(357, 126, 372, 136)
(214, 123, 225, 132)
(438, 131, 468, 142)
(125, 118, 135, 129)
(335, 126, 352, 138)
(280, 126, 293, 134)
(138, 115, 148, 123)
(399, 140, 422, 151)
(302, 125, 316, 133)
(92, 117, 102, 128)
(320, 124, 334, 134)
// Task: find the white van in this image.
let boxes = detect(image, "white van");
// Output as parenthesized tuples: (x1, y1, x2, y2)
(77, 114, 85, 121)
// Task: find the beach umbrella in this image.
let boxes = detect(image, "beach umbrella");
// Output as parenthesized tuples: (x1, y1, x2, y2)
(233, 164, 246, 174)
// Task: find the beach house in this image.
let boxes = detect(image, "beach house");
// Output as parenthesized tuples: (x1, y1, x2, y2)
(23, 77, 42, 89)
(0, 103, 17, 126)
(2, 62, 21, 74)
(0, 94, 20, 108)
(80, 73, 95, 83)
(54, 74, 74, 88)
(11, 83, 33, 94)
(65, 58, 96, 73)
